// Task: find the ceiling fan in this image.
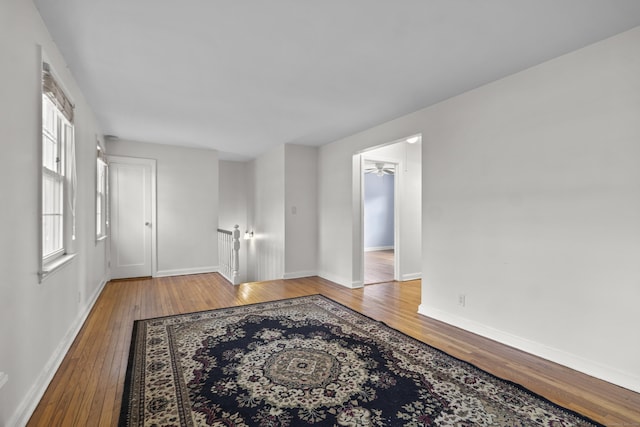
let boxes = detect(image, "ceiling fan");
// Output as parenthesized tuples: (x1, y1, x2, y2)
(364, 162, 395, 176)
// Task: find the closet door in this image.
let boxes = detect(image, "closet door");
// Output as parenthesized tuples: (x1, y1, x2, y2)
(109, 156, 155, 279)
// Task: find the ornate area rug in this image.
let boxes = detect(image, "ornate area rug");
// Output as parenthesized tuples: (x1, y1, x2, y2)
(119, 295, 602, 426)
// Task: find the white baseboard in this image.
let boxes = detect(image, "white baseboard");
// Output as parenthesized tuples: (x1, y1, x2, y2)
(350, 280, 364, 289)
(364, 246, 394, 252)
(9, 277, 108, 427)
(154, 266, 218, 278)
(401, 272, 421, 281)
(317, 271, 363, 289)
(417, 304, 640, 394)
(283, 270, 317, 280)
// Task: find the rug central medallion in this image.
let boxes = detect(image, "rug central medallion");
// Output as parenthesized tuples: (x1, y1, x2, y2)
(238, 337, 367, 410)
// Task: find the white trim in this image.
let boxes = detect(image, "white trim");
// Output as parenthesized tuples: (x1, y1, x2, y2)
(39, 253, 77, 282)
(353, 154, 365, 286)
(364, 246, 394, 252)
(95, 154, 108, 241)
(8, 278, 108, 427)
(400, 272, 421, 281)
(417, 304, 640, 394)
(37, 46, 44, 283)
(154, 266, 219, 278)
(318, 271, 363, 289)
(392, 160, 400, 282)
(350, 280, 364, 289)
(283, 270, 318, 280)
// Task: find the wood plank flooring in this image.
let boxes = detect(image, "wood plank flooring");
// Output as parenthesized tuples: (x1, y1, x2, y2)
(28, 274, 640, 426)
(364, 249, 394, 284)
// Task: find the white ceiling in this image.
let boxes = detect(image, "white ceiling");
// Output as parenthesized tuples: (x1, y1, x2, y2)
(34, 0, 640, 160)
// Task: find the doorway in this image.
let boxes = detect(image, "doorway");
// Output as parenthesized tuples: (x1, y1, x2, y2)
(108, 156, 156, 279)
(353, 135, 422, 287)
(363, 160, 396, 284)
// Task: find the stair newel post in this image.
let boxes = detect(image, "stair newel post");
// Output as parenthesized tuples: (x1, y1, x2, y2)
(232, 225, 240, 283)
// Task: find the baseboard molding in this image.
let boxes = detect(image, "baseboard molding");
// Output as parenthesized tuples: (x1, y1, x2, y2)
(400, 272, 421, 281)
(350, 280, 364, 289)
(154, 266, 218, 278)
(364, 246, 394, 252)
(9, 277, 108, 427)
(283, 270, 317, 280)
(317, 271, 363, 289)
(417, 304, 640, 394)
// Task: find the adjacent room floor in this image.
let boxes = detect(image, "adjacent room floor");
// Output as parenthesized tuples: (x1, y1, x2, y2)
(364, 249, 394, 284)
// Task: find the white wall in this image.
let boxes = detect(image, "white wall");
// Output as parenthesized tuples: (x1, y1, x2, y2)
(106, 140, 219, 276)
(284, 145, 318, 278)
(219, 160, 249, 283)
(319, 27, 640, 392)
(364, 173, 395, 249)
(219, 161, 248, 231)
(0, 1, 109, 425)
(419, 26, 640, 392)
(319, 143, 361, 286)
(248, 145, 286, 281)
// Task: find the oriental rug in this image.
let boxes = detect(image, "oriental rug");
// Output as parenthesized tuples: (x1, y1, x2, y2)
(119, 295, 602, 426)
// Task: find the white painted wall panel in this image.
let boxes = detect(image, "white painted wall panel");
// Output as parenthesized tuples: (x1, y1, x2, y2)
(284, 145, 318, 278)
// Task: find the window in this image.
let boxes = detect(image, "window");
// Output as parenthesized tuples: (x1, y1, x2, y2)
(96, 144, 108, 240)
(40, 61, 75, 279)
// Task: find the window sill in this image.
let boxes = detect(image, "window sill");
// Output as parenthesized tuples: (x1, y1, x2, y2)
(39, 253, 77, 283)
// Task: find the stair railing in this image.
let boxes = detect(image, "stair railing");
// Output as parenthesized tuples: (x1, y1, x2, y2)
(217, 225, 240, 285)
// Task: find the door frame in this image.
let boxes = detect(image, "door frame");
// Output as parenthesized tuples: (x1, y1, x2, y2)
(107, 155, 157, 279)
(357, 155, 400, 285)
(352, 134, 421, 287)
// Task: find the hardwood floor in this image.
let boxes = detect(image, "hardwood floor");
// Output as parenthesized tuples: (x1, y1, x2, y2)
(364, 249, 394, 284)
(28, 274, 640, 425)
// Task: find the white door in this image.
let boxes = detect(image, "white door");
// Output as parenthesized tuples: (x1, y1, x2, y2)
(109, 156, 155, 279)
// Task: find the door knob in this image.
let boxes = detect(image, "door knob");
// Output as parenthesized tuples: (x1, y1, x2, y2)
(145, 222, 151, 226)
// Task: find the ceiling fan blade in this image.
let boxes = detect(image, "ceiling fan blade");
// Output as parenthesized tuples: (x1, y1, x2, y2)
(364, 163, 395, 176)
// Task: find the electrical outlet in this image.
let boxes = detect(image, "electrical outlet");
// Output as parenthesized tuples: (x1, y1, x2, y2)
(0, 372, 8, 390)
(458, 294, 466, 307)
